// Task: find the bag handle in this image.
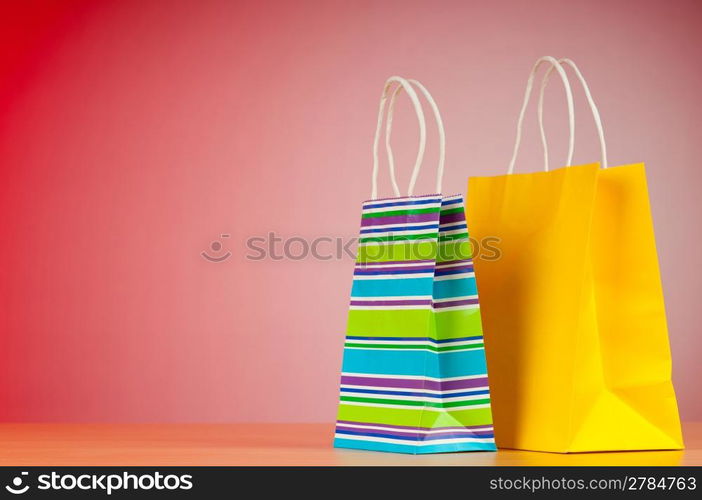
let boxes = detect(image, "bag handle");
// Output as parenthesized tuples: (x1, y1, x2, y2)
(384, 79, 445, 196)
(537, 58, 608, 169)
(371, 76, 426, 200)
(507, 56, 575, 174)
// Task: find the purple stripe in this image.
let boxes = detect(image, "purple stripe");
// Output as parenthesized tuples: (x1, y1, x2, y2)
(435, 264, 474, 272)
(433, 298, 480, 309)
(350, 299, 432, 307)
(361, 213, 440, 227)
(340, 375, 489, 391)
(354, 265, 435, 274)
(435, 265, 474, 275)
(356, 260, 433, 267)
(336, 420, 492, 432)
(438, 211, 466, 224)
(335, 426, 494, 440)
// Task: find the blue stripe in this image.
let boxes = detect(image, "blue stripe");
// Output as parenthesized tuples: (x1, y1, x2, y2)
(363, 198, 441, 210)
(339, 388, 490, 398)
(433, 278, 478, 299)
(344, 335, 483, 343)
(351, 277, 434, 298)
(341, 349, 487, 378)
(360, 224, 439, 234)
(434, 268, 473, 276)
(440, 197, 463, 206)
(438, 223, 467, 232)
(333, 437, 497, 454)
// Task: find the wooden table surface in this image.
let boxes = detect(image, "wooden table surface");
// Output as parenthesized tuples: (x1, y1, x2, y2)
(0, 422, 699, 466)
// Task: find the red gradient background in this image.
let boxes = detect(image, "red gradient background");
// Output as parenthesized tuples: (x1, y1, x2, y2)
(1, 0, 700, 422)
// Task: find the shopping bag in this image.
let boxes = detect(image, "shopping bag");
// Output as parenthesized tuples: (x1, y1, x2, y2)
(334, 76, 496, 454)
(466, 57, 683, 453)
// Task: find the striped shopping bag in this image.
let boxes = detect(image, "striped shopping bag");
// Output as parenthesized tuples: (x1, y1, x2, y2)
(333, 77, 496, 454)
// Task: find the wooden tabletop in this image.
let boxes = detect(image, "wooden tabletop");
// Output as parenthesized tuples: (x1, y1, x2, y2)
(0, 422, 699, 466)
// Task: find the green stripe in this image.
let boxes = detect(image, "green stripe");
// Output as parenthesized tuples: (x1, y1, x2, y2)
(439, 233, 469, 242)
(347, 309, 435, 337)
(340, 396, 491, 408)
(359, 232, 438, 244)
(427, 408, 494, 428)
(362, 207, 440, 219)
(337, 404, 493, 428)
(356, 241, 437, 262)
(344, 342, 484, 352)
(439, 207, 464, 216)
(435, 308, 483, 337)
(346, 308, 482, 338)
(436, 240, 474, 262)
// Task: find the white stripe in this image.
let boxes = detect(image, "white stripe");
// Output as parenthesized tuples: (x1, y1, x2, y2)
(433, 272, 475, 281)
(359, 229, 438, 239)
(343, 346, 484, 353)
(432, 295, 478, 303)
(339, 392, 489, 403)
(360, 221, 439, 231)
(343, 346, 483, 353)
(343, 338, 483, 347)
(339, 401, 492, 411)
(339, 384, 490, 395)
(438, 228, 468, 237)
(358, 238, 437, 247)
(439, 221, 467, 229)
(341, 372, 487, 382)
(435, 261, 473, 269)
(363, 197, 441, 207)
(350, 295, 432, 301)
(349, 305, 432, 311)
(336, 423, 493, 434)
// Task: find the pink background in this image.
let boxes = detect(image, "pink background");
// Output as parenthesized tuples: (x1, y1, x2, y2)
(1, 0, 700, 422)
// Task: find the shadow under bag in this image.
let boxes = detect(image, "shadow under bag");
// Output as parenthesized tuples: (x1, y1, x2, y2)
(334, 76, 496, 454)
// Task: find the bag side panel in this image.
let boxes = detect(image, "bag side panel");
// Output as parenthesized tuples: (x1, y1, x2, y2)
(568, 163, 683, 451)
(414, 195, 497, 453)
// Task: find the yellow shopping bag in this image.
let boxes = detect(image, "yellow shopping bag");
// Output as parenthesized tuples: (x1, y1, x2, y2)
(466, 57, 683, 453)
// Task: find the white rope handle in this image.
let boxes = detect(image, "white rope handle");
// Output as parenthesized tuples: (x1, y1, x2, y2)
(371, 76, 426, 199)
(507, 56, 575, 174)
(385, 79, 445, 196)
(537, 58, 608, 169)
